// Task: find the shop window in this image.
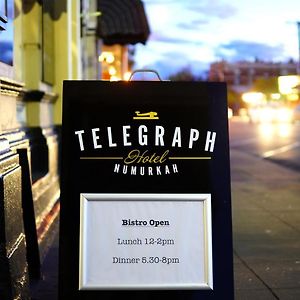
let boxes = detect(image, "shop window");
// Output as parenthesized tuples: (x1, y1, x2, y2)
(0, 0, 13, 65)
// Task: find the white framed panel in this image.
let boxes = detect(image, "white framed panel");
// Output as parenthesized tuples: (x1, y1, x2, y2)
(79, 193, 213, 290)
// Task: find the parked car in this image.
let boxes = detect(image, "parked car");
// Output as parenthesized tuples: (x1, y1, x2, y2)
(228, 107, 233, 119)
(292, 105, 300, 123)
(248, 104, 293, 123)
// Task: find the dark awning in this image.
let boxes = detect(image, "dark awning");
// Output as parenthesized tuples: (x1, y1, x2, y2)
(97, 0, 150, 45)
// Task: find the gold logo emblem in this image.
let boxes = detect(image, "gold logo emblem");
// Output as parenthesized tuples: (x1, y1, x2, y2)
(133, 111, 159, 120)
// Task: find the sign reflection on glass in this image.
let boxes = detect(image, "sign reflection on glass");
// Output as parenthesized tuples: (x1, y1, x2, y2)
(0, 0, 13, 65)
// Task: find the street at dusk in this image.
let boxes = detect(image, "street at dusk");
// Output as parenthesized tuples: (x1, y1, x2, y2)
(230, 120, 300, 172)
(230, 118, 300, 299)
(1, 0, 300, 299)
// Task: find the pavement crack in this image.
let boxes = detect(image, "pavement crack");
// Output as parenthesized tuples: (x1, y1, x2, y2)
(233, 250, 280, 300)
(252, 202, 300, 235)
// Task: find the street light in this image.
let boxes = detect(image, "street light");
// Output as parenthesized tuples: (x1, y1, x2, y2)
(241, 92, 266, 105)
(297, 22, 300, 74)
(98, 52, 115, 64)
(278, 75, 300, 96)
(286, 21, 300, 74)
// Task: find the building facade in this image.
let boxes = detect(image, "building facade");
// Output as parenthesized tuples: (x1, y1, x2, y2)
(209, 60, 298, 93)
(0, 1, 82, 298)
(0, 0, 149, 299)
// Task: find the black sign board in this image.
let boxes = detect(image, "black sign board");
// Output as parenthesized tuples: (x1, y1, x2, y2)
(59, 80, 234, 299)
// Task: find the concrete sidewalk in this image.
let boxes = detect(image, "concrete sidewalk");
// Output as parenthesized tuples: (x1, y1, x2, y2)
(31, 149, 300, 299)
(231, 149, 300, 299)
(30, 220, 59, 300)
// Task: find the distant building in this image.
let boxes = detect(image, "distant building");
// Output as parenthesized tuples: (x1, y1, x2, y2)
(81, 0, 150, 80)
(209, 60, 298, 93)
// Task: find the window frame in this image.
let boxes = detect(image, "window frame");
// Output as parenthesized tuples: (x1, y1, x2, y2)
(0, 0, 8, 30)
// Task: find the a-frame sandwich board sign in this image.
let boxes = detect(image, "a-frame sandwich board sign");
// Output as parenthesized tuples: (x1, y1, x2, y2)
(59, 80, 234, 300)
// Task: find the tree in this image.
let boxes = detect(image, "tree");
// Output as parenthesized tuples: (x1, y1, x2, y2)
(168, 67, 199, 81)
(251, 77, 278, 94)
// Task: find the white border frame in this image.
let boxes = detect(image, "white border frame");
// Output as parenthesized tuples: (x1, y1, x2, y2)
(79, 193, 213, 290)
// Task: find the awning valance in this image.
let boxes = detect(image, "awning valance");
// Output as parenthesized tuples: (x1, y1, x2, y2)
(97, 0, 150, 45)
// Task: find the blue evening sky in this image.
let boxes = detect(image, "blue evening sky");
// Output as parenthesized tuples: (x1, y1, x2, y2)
(134, 0, 300, 79)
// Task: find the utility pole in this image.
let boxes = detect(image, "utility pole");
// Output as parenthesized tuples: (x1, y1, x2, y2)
(286, 21, 300, 74)
(297, 22, 300, 74)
